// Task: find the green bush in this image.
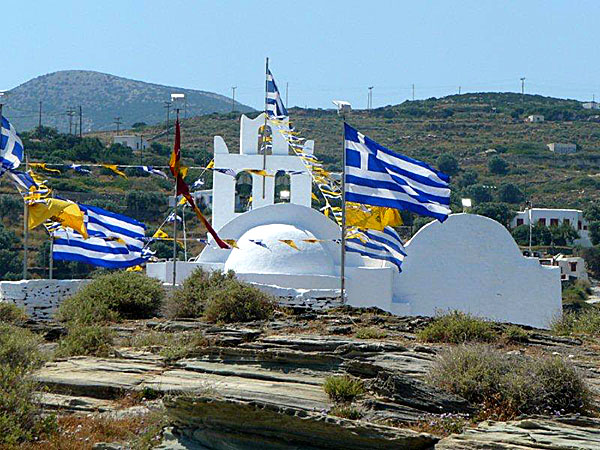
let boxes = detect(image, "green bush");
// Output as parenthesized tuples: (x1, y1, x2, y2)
(56, 271, 165, 324)
(323, 375, 365, 403)
(0, 324, 56, 447)
(417, 311, 498, 344)
(429, 345, 590, 418)
(0, 324, 43, 370)
(0, 303, 28, 324)
(502, 325, 529, 343)
(56, 325, 114, 357)
(551, 308, 600, 337)
(166, 269, 275, 323)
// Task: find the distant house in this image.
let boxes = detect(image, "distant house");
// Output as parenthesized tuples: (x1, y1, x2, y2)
(511, 208, 592, 247)
(547, 143, 577, 154)
(525, 114, 544, 123)
(540, 254, 588, 281)
(582, 101, 600, 110)
(113, 135, 149, 151)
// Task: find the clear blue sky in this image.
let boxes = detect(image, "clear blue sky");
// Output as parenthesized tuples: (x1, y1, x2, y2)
(4, 1, 600, 110)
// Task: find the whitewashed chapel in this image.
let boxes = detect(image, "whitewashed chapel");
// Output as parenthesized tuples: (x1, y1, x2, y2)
(147, 113, 562, 329)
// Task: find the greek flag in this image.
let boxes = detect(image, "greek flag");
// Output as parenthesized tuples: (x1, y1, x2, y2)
(53, 204, 150, 269)
(0, 116, 24, 176)
(266, 69, 288, 118)
(139, 165, 167, 179)
(346, 226, 406, 272)
(344, 123, 451, 222)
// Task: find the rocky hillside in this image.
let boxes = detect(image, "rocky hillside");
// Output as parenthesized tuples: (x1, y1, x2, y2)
(3, 70, 254, 131)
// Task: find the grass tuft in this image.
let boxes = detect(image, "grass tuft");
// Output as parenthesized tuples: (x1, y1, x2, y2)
(551, 308, 600, 337)
(0, 303, 28, 324)
(355, 327, 388, 339)
(323, 375, 365, 403)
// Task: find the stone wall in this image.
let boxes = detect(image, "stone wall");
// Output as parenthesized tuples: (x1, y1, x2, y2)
(248, 282, 343, 310)
(0, 279, 89, 321)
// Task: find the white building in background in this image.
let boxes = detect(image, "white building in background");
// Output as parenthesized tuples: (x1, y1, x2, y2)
(525, 114, 544, 123)
(113, 135, 149, 151)
(147, 113, 562, 328)
(510, 208, 592, 247)
(547, 142, 577, 154)
(582, 101, 600, 110)
(540, 254, 588, 281)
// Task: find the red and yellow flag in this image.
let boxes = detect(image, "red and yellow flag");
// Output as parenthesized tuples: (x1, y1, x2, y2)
(169, 120, 229, 249)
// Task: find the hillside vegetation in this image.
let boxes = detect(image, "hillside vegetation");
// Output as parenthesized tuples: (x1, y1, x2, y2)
(1, 92, 600, 279)
(4, 70, 254, 132)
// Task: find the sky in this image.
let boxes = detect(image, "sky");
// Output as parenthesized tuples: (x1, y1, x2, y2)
(4, 1, 600, 110)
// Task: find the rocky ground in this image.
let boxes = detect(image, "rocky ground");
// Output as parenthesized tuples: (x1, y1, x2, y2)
(29, 308, 600, 449)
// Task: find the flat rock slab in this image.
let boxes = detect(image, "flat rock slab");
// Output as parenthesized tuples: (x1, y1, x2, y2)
(166, 396, 438, 450)
(141, 369, 329, 411)
(436, 416, 600, 449)
(34, 357, 165, 398)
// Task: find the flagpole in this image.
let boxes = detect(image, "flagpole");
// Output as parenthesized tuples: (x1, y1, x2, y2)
(172, 109, 179, 287)
(49, 236, 54, 279)
(183, 207, 188, 261)
(340, 118, 347, 303)
(23, 155, 29, 280)
(261, 57, 269, 199)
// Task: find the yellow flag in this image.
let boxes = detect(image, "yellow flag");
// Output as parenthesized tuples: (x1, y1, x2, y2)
(30, 163, 61, 174)
(206, 160, 215, 169)
(28, 199, 88, 238)
(345, 202, 403, 231)
(224, 239, 239, 248)
(247, 169, 273, 177)
(180, 166, 189, 179)
(152, 228, 169, 239)
(126, 265, 143, 272)
(178, 196, 187, 206)
(303, 238, 323, 244)
(102, 164, 127, 178)
(311, 192, 319, 201)
(279, 239, 300, 250)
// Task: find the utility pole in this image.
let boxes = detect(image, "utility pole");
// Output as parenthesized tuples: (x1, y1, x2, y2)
(164, 101, 171, 137)
(368, 86, 373, 110)
(412, 84, 415, 101)
(114, 117, 122, 133)
(140, 134, 144, 165)
(79, 106, 82, 138)
(458, 86, 461, 95)
(520, 77, 526, 95)
(231, 86, 237, 112)
(66, 108, 75, 134)
(38, 101, 42, 135)
(285, 82, 289, 108)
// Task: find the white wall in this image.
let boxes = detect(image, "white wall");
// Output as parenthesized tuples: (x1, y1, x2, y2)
(394, 214, 562, 329)
(0, 279, 89, 321)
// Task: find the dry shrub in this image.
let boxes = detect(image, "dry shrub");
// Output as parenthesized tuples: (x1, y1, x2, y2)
(417, 311, 497, 344)
(0, 302, 28, 324)
(551, 308, 600, 337)
(55, 325, 114, 357)
(429, 345, 590, 419)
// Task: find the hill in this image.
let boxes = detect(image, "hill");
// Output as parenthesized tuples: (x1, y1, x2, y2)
(3, 70, 254, 132)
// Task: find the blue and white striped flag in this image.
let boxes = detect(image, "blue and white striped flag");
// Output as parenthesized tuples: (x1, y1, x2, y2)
(344, 123, 451, 222)
(53, 204, 150, 269)
(139, 165, 168, 179)
(346, 226, 406, 272)
(266, 69, 288, 119)
(0, 116, 24, 176)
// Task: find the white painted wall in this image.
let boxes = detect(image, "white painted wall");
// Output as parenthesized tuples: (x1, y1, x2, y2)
(113, 135, 149, 150)
(211, 113, 313, 230)
(394, 214, 562, 328)
(0, 279, 89, 321)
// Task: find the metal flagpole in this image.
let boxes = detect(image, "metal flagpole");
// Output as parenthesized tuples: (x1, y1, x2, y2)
(172, 109, 179, 287)
(23, 155, 29, 280)
(49, 235, 54, 279)
(340, 117, 347, 303)
(261, 57, 269, 199)
(183, 207, 188, 261)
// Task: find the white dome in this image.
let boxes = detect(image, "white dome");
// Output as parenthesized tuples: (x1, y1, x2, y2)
(224, 223, 336, 276)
